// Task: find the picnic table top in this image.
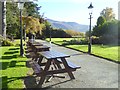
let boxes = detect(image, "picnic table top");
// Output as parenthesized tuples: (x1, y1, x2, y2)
(32, 42, 43, 46)
(38, 51, 70, 59)
(28, 40, 36, 43)
(34, 45, 50, 49)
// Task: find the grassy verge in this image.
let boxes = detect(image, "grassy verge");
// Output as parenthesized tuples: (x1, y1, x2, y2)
(67, 45, 119, 62)
(0, 40, 29, 88)
(47, 38, 119, 62)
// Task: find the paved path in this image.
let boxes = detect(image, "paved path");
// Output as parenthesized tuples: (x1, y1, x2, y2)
(35, 39, 118, 88)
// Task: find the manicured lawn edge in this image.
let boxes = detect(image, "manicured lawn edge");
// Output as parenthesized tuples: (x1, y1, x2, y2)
(51, 41, 120, 64)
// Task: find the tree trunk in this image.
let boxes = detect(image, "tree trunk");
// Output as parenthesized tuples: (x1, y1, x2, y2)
(0, 2, 2, 36)
(2, 0, 6, 39)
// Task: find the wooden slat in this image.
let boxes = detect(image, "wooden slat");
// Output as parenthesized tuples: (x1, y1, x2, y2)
(37, 69, 76, 76)
(56, 59, 81, 69)
(32, 43, 43, 46)
(34, 45, 50, 49)
(66, 61, 81, 69)
(38, 51, 70, 59)
(31, 61, 42, 74)
(29, 52, 36, 56)
(31, 42, 43, 45)
(34, 45, 50, 52)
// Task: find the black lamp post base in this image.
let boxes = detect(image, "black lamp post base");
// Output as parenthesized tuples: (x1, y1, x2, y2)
(88, 43, 91, 54)
(20, 53, 24, 57)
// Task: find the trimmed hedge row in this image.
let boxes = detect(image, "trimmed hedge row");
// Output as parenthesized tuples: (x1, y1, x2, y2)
(0, 35, 14, 46)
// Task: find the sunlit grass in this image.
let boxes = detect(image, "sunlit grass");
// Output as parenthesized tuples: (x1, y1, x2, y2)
(67, 45, 119, 62)
(46, 38, 84, 45)
(0, 41, 29, 88)
(49, 38, 119, 62)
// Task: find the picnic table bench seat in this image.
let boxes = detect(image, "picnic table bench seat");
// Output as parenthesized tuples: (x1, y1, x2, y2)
(25, 52, 36, 58)
(34, 45, 50, 52)
(30, 61, 43, 75)
(56, 59, 81, 70)
(25, 48, 33, 53)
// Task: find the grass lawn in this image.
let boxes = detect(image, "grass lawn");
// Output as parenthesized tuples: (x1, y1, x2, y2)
(67, 45, 119, 62)
(46, 38, 83, 45)
(48, 38, 119, 62)
(46, 38, 74, 42)
(0, 40, 29, 88)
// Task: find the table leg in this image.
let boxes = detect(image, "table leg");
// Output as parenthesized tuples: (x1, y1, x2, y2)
(52, 59, 58, 70)
(46, 59, 65, 82)
(54, 59, 62, 69)
(61, 58, 75, 79)
(38, 55, 43, 65)
(34, 55, 39, 62)
(38, 59, 51, 86)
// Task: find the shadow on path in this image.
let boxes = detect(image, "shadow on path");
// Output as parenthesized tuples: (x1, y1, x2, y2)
(23, 75, 73, 89)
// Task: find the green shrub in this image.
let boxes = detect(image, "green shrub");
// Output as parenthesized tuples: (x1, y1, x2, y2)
(2, 39, 14, 46)
(0, 35, 14, 46)
(79, 39, 88, 44)
(62, 39, 88, 46)
(92, 36, 102, 44)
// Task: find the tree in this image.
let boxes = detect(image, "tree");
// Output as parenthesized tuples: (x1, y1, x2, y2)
(92, 16, 106, 37)
(22, 16, 43, 34)
(6, 2, 20, 39)
(92, 7, 118, 45)
(100, 7, 115, 21)
(97, 16, 106, 26)
(41, 21, 52, 38)
(6, 2, 42, 39)
(24, 2, 40, 18)
(65, 30, 84, 37)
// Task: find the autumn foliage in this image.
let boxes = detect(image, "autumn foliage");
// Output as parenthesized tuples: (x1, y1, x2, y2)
(22, 16, 44, 34)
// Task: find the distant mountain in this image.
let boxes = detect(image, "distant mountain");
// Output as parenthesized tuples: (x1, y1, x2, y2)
(47, 19, 89, 33)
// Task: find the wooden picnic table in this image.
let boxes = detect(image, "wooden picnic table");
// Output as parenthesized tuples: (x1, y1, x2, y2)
(34, 45, 50, 53)
(29, 41, 42, 46)
(26, 41, 50, 61)
(35, 51, 80, 87)
(28, 39, 36, 44)
(31, 42, 43, 50)
(26, 40, 80, 87)
(31, 42, 43, 46)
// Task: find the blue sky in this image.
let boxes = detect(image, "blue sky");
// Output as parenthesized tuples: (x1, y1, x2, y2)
(34, 0, 119, 25)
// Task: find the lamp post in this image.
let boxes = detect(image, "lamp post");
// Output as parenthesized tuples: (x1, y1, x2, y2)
(23, 24, 26, 41)
(18, 1, 24, 56)
(88, 2, 93, 54)
(49, 25, 51, 43)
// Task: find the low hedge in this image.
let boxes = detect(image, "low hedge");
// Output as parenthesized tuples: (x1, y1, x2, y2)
(2, 39, 14, 46)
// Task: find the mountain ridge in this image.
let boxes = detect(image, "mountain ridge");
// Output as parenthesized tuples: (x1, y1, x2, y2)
(47, 18, 89, 33)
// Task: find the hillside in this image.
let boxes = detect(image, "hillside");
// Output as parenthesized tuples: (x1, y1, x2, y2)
(47, 19, 89, 33)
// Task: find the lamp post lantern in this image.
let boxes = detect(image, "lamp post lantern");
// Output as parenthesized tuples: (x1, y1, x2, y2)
(88, 2, 93, 54)
(18, 1, 24, 56)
